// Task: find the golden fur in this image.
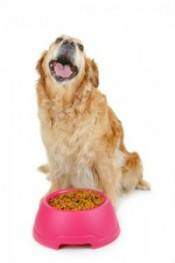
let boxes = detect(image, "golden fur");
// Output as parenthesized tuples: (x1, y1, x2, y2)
(36, 36, 150, 206)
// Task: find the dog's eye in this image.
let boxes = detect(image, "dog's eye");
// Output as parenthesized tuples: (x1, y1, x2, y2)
(55, 37, 63, 44)
(78, 43, 84, 52)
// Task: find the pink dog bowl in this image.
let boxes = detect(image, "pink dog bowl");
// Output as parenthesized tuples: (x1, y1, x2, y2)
(33, 188, 120, 249)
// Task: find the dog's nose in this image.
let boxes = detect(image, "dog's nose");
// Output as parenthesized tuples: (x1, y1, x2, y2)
(62, 40, 75, 50)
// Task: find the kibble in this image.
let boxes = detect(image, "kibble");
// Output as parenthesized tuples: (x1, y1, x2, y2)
(48, 189, 104, 211)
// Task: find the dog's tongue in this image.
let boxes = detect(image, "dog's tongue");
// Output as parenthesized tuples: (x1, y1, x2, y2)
(54, 62, 72, 78)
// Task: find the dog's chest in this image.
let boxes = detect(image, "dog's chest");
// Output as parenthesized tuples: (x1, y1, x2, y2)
(43, 113, 99, 160)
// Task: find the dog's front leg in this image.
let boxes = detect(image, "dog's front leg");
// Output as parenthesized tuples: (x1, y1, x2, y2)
(48, 177, 59, 193)
(48, 169, 72, 194)
(95, 156, 121, 207)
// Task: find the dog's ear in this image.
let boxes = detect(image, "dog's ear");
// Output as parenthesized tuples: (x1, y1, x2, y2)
(88, 59, 99, 88)
(36, 51, 47, 76)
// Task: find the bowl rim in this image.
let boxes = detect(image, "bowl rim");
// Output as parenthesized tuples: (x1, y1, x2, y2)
(42, 188, 109, 214)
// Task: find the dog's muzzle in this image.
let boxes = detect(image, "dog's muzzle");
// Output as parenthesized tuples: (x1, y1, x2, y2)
(49, 40, 78, 82)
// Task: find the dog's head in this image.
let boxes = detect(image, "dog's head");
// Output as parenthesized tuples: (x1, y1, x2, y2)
(37, 35, 98, 89)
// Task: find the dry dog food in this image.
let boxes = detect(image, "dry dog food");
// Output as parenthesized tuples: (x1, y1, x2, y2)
(48, 190, 104, 211)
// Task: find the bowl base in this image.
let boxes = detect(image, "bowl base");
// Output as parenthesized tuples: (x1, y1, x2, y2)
(33, 227, 120, 249)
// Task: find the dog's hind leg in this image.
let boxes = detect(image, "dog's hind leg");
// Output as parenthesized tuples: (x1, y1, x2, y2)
(121, 152, 150, 193)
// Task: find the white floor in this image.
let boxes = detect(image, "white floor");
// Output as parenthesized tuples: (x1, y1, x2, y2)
(2, 0, 175, 262)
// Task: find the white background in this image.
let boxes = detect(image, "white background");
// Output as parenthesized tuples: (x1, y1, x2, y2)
(1, 0, 175, 262)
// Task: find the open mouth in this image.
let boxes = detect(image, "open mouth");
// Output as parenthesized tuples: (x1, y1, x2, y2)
(49, 55, 78, 81)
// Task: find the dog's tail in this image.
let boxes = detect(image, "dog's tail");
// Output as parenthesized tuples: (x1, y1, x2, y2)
(38, 164, 50, 174)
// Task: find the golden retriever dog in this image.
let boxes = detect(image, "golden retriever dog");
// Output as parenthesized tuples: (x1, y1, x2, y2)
(36, 35, 150, 206)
